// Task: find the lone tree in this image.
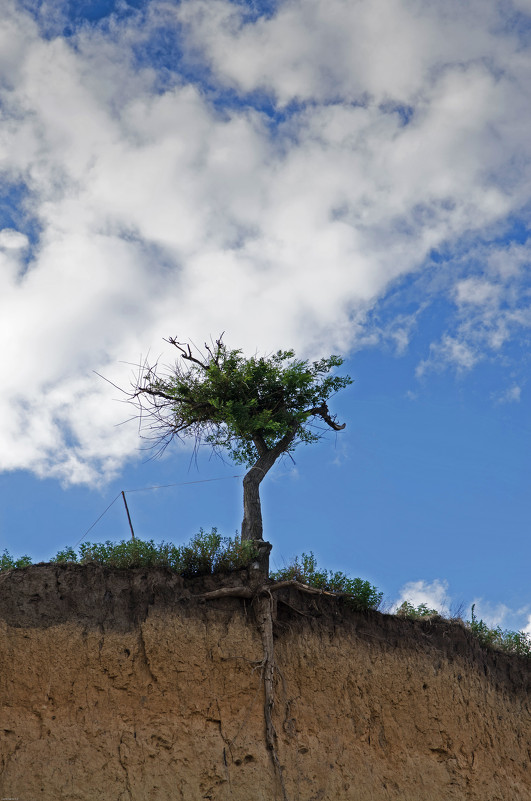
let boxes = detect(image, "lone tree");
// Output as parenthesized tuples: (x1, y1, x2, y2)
(130, 335, 352, 542)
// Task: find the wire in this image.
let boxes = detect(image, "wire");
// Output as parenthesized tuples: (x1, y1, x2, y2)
(74, 474, 243, 548)
(124, 474, 243, 493)
(72, 493, 122, 549)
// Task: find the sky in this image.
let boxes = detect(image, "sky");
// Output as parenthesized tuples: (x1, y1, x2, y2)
(0, 0, 530, 633)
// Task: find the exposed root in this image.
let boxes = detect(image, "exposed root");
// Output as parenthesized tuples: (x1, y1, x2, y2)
(197, 580, 298, 801)
(253, 590, 289, 801)
(197, 578, 342, 603)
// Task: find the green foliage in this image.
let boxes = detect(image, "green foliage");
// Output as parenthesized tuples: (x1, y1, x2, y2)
(177, 528, 258, 576)
(270, 551, 382, 611)
(142, 339, 352, 465)
(75, 528, 257, 575)
(396, 601, 440, 619)
(0, 549, 32, 570)
(1, 530, 257, 577)
(53, 546, 78, 563)
(468, 604, 531, 658)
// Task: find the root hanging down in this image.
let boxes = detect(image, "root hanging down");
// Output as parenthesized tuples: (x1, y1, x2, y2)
(197, 580, 325, 801)
(196, 577, 347, 800)
(253, 591, 289, 801)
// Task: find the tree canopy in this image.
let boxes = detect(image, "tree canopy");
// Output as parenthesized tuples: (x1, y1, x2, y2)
(131, 335, 352, 540)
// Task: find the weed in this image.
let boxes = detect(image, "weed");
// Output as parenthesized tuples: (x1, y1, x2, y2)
(270, 551, 382, 611)
(76, 528, 258, 575)
(52, 546, 78, 563)
(468, 604, 531, 658)
(396, 601, 440, 619)
(0, 550, 32, 570)
(0, 530, 258, 577)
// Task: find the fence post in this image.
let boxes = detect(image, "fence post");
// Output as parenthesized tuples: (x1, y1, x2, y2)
(121, 491, 135, 540)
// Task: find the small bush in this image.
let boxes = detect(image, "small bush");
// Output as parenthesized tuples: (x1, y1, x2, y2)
(52, 546, 78, 563)
(178, 528, 258, 576)
(270, 551, 382, 611)
(2, 530, 257, 576)
(468, 604, 531, 658)
(78, 538, 164, 569)
(396, 601, 440, 619)
(76, 528, 257, 575)
(0, 550, 32, 571)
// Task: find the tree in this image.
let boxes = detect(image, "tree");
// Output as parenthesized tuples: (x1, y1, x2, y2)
(130, 335, 352, 542)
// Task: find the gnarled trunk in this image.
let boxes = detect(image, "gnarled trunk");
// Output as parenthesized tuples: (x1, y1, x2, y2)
(241, 428, 297, 542)
(241, 457, 275, 541)
(241, 467, 266, 541)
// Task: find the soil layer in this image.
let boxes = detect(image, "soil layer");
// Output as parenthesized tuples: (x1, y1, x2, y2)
(0, 563, 529, 800)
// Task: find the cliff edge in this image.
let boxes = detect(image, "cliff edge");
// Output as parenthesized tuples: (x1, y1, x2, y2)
(0, 563, 529, 800)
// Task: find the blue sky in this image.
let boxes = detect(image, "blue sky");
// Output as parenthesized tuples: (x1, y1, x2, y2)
(1, 0, 530, 632)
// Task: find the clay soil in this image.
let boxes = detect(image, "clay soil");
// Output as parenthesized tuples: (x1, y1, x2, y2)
(0, 563, 529, 800)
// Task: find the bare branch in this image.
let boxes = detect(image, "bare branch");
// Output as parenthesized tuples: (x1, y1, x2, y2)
(204, 332, 225, 367)
(165, 336, 210, 370)
(307, 401, 346, 431)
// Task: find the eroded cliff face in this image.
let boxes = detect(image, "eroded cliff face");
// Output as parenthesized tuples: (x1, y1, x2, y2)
(0, 563, 529, 801)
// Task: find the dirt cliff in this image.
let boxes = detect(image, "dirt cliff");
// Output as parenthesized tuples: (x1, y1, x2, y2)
(0, 563, 529, 800)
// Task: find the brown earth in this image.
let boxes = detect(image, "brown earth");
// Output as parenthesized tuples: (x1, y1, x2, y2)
(0, 562, 529, 801)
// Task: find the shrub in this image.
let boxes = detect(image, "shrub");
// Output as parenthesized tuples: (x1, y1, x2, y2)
(468, 604, 531, 658)
(396, 601, 440, 619)
(76, 528, 257, 575)
(0, 550, 32, 571)
(270, 551, 382, 611)
(2, 530, 257, 576)
(78, 538, 164, 569)
(52, 546, 78, 563)
(178, 528, 257, 576)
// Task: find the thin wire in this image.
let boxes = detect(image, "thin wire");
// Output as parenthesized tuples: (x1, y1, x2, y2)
(124, 474, 243, 493)
(72, 493, 122, 549)
(73, 474, 243, 549)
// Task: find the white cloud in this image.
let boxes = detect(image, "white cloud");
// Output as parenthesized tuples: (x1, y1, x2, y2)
(415, 238, 531, 374)
(470, 599, 513, 629)
(0, 228, 29, 250)
(0, 0, 530, 482)
(394, 583, 531, 632)
(394, 579, 450, 615)
(416, 335, 480, 376)
(455, 278, 501, 307)
(495, 384, 522, 404)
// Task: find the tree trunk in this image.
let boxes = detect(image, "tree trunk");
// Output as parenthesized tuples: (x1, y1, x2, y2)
(241, 429, 297, 542)
(241, 460, 274, 541)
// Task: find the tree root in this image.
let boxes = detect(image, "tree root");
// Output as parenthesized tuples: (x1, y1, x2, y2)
(253, 590, 289, 801)
(195, 579, 326, 801)
(198, 578, 344, 602)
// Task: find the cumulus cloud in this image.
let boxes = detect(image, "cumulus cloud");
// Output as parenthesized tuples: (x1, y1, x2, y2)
(0, 228, 29, 250)
(394, 579, 450, 615)
(395, 584, 531, 634)
(0, 0, 531, 482)
(470, 599, 513, 629)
